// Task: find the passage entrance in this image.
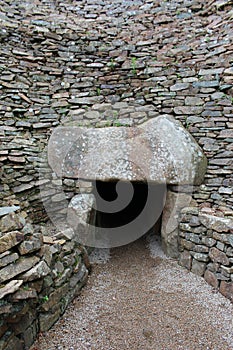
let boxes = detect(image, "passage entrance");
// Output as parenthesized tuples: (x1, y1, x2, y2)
(93, 181, 166, 245)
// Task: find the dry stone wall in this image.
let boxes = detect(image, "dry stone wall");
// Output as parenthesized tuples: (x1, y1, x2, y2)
(179, 207, 233, 301)
(0, 0, 233, 347)
(0, 0, 232, 217)
(0, 208, 89, 350)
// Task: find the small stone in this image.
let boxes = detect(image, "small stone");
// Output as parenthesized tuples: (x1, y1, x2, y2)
(0, 280, 23, 299)
(199, 68, 224, 75)
(209, 247, 229, 265)
(18, 238, 42, 255)
(204, 270, 219, 289)
(218, 129, 233, 138)
(185, 97, 204, 106)
(202, 237, 216, 247)
(189, 216, 201, 227)
(8, 156, 26, 163)
(219, 281, 233, 301)
(199, 214, 233, 233)
(191, 252, 209, 262)
(11, 288, 37, 301)
(174, 106, 203, 115)
(39, 306, 61, 332)
(0, 256, 40, 283)
(21, 261, 50, 282)
(0, 206, 20, 217)
(0, 213, 25, 233)
(0, 252, 19, 268)
(179, 250, 192, 270)
(191, 259, 206, 276)
(170, 83, 189, 91)
(0, 231, 24, 253)
(193, 81, 219, 88)
(13, 183, 35, 193)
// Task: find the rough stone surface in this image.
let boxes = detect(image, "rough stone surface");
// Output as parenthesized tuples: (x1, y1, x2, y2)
(0, 213, 26, 234)
(204, 270, 219, 289)
(220, 281, 233, 302)
(67, 194, 96, 246)
(21, 261, 50, 282)
(191, 259, 206, 276)
(162, 190, 192, 258)
(0, 206, 20, 217)
(0, 256, 40, 283)
(49, 115, 207, 185)
(0, 280, 23, 299)
(209, 247, 229, 265)
(199, 214, 233, 233)
(0, 231, 24, 254)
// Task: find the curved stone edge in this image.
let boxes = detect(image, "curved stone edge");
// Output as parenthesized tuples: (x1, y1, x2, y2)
(47, 114, 207, 185)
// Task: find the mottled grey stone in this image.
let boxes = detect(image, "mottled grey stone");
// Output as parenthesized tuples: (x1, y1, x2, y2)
(0, 213, 26, 234)
(199, 214, 233, 233)
(209, 247, 229, 265)
(204, 270, 219, 289)
(0, 206, 20, 217)
(48, 115, 207, 185)
(67, 194, 96, 246)
(191, 252, 209, 262)
(0, 256, 40, 283)
(191, 259, 206, 276)
(179, 250, 192, 270)
(0, 280, 23, 299)
(162, 190, 192, 258)
(0, 231, 24, 253)
(21, 261, 50, 281)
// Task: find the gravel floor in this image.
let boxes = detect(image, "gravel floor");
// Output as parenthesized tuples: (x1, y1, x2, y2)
(31, 235, 233, 350)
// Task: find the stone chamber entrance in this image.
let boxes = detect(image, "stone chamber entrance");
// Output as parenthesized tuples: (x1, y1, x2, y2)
(1, 2, 233, 348)
(93, 180, 166, 244)
(49, 113, 207, 255)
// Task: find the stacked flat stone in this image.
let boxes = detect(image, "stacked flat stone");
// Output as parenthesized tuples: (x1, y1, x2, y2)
(0, 207, 89, 350)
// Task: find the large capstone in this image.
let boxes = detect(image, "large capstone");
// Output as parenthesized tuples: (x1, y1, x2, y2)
(48, 114, 207, 185)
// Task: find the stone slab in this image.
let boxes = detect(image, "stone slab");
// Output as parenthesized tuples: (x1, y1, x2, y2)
(48, 115, 207, 185)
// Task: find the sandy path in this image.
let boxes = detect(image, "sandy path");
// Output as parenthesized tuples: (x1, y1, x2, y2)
(31, 235, 233, 350)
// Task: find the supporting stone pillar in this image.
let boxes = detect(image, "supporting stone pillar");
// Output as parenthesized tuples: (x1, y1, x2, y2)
(67, 193, 96, 246)
(161, 189, 192, 258)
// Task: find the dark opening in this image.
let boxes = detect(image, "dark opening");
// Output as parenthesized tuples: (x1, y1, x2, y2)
(93, 180, 166, 240)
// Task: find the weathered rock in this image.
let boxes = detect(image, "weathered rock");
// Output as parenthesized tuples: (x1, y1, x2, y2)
(199, 214, 233, 233)
(162, 190, 192, 258)
(191, 259, 206, 276)
(21, 261, 50, 282)
(0, 280, 23, 299)
(179, 250, 192, 270)
(0, 256, 40, 283)
(11, 288, 38, 301)
(219, 281, 233, 301)
(67, 194, 96, 246)
(0, 206, 20, 217)
(0, 231, 24, 254)
(204, 270, 219, 289)
(18, 238, 42, 255)
(191, 252, 209, 262)
(0, 213, 26, 234)
(48, 114, 207, 185)
(0, 251, 19, 268)
(39, 306, 61, 332)
(209, 247, 229, 265)
(41, 283, 69, 312)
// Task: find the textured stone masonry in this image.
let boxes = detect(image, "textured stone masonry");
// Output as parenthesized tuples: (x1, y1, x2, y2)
(0, 0, 233, 348)
(0, 210, 89, 350)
